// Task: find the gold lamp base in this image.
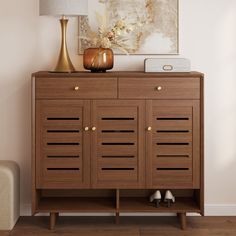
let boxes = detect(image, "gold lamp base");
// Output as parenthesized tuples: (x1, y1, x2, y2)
(54, 16, 75, 73)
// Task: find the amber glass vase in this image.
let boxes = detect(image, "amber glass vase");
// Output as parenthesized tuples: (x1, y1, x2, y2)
(83, 47, 114, 72)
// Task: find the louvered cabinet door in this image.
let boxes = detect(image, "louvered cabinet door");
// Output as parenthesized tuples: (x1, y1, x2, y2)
(146, 100, 200, 189)
(36, 100, 90, 189)
(91, 100, 145, 188)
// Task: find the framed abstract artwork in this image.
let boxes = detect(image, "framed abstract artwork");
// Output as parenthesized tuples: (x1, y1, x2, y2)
(78, 0, 179, 55)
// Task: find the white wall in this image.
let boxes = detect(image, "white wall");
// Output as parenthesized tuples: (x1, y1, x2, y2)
(0, 0, 236, 216)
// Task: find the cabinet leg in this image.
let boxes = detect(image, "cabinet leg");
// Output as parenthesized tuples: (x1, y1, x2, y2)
(115, 212, 120, 224)
(178, 212, 187, 230)
(49, 212, 57, 230)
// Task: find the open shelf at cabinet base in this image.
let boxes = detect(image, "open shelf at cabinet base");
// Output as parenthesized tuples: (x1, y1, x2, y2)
(36, 196, 200, 214)
(119, 197, 201, 213)
(37, 197, 116, 213)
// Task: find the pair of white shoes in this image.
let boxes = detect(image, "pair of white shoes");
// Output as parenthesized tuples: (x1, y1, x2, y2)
(149, 190, 175, 208)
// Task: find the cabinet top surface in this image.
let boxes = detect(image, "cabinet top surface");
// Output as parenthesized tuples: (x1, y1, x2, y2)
(33, 71, 204, 78)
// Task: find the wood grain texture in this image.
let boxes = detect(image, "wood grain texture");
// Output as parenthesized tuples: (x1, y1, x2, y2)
(146, 100, 200, 189)
(119, 197, 200, 213)
(36, 100, 91, 189)
(33, 71, 204, 78)
(200, 75, 205, 215)
(116, 189, 120, 212)
(32, 71, 204, 229)
(178, 213, 187, 230)
(36, 77, 118, 99)
(91, 100, 145, 189)
(49, 213, 57, 230)
(41, 189, 116, 198)
(38, 197, 116, 213)
(192, 100, 201, 188)
(31, 76, 36, 215)
(119, 77, 200, 99)
(3, 216, 236, 236)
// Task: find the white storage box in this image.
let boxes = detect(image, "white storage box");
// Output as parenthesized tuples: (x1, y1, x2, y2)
(145, 58, 191, 73)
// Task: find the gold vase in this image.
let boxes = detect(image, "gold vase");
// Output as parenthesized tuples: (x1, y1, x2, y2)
(83, 48, 114, 72)
(54, 16, 75, 73)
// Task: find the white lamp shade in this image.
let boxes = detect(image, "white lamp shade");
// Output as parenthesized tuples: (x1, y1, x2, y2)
(39, 0, 88, 16)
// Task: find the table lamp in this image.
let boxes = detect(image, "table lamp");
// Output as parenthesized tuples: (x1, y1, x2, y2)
(39, 0, 88, 72)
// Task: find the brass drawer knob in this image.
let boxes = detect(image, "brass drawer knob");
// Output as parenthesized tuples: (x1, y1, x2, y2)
(156, 86, 162, 91)
(147, 127, 152, 131)
(84, 127, 89, 131)
(74, 86, 80, 91)
(92, 127, 97, 131)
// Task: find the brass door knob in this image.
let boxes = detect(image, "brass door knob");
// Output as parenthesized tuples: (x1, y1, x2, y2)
(156, 86, 162, 91)
(84, 127, 89, 131)
(147, 127, 152, 131)
(92, 127, 97, 131)
(74, 86, 80, 91)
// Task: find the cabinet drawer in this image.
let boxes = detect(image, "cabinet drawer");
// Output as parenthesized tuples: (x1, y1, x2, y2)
(119, 77, 200, 99)
(36, 77, 117, 99)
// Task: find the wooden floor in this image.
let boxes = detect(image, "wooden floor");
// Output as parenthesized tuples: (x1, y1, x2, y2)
(1, 216, 236, 236)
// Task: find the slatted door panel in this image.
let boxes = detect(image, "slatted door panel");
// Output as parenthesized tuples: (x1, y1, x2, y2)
(91, 100, 145, 188)
(36, 100, 90, 189)
(146, 100, 200, 189)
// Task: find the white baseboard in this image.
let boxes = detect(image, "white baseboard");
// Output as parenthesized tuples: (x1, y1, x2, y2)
(21, 204, 236, 217)
(205, 204, 236, 216)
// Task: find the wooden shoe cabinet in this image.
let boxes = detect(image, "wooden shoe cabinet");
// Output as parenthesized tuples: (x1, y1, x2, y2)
(31, 71, 204, 230)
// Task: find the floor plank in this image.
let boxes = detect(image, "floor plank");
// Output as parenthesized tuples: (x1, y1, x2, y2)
(0, 216, 235, 236)
(0, 232, 9, 236)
